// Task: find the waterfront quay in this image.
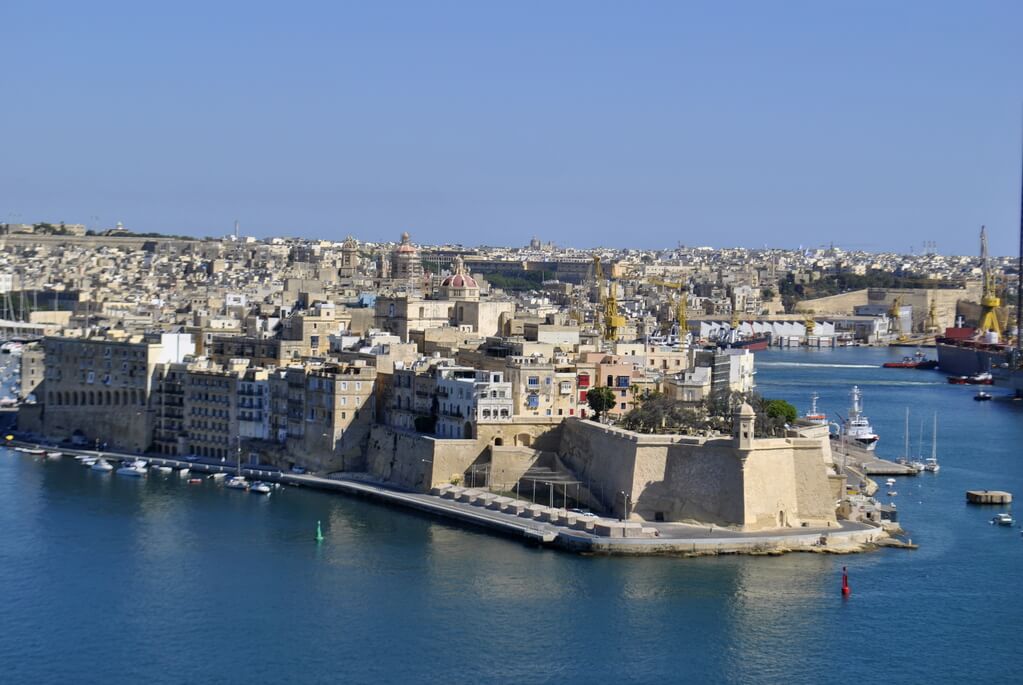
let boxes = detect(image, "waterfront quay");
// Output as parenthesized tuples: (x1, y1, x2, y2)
(5, 439, 885, 556)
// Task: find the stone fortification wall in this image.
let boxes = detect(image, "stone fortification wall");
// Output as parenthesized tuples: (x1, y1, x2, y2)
(560, 419, 745, 524)
(558, 419, 838, 531)
(365, 424, 483, 492)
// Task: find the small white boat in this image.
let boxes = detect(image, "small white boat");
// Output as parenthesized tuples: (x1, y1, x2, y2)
(45, 451, 63, 460)
(116, 464, 147, 477)
(992, 513, 1014, 526)
(209, 472, 227, 481)
(225, 476, 249, 490)
(885, 478, 897, 487)
(249, 481, 271, 494)
(90, 459, 114, 472)
(80, 457, 97, 466)
(177, 468, 190, 477)
(23, 448, 45, 456)
(924, 457, 940, 473)
(887, 490, 898, 497)
(155, 465, 173, 474)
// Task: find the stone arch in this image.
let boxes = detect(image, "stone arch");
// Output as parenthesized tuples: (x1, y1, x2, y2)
(514, 432, 532, 447)
(494, 437, 504, 446)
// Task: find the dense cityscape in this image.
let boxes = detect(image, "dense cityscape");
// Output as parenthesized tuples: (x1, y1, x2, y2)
(1, 219, 1019, 550)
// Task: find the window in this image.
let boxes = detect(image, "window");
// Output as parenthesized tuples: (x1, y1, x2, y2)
(578, 374, 590, 388)
(528, 376, 539, 387)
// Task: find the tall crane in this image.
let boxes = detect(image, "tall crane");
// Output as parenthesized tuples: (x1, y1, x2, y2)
(888, 296, 906, 341)
(603, 279, 626, 342)
(977, 225, 1002, 336)
(648, 279, 689, 338)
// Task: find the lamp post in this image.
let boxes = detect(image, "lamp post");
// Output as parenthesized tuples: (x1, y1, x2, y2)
(543, 481, 553, 508)
(619, 490, 631, 521)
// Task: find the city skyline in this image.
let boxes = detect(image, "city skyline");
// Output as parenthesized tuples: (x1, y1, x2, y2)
(4, 1, 1022, 254)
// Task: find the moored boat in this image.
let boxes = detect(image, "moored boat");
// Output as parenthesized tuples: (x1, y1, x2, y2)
(225, 476, 249, 490)
(803, 393, 827, 426)
(45, 451, 63, 460)
(842, 386, 878, 451)
(249, 481, 271, 495)
(90, 458, 113, 472)
(992, 513, 1014, 526)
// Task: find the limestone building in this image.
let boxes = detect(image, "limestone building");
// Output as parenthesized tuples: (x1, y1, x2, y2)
(37, 332, 195, 451)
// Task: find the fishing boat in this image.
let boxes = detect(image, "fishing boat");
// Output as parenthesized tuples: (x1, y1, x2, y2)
(842, 386, 878, 450)
(803, 393, 827, 426)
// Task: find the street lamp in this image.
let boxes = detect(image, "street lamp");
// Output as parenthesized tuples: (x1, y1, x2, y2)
(619, 490, 631, 521)
(543, 481, 553, 508)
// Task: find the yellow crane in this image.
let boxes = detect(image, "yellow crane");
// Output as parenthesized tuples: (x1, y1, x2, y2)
(603, 280, 626, 342)
(804, 309, 816, 335)
(647, 279, 688, 337)
(977, 225, 1002, 336)
(888, 296, 906, 341)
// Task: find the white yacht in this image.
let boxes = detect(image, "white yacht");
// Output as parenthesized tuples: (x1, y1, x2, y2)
(992, 513, 1014, 526)
(842, 386, 878, 450)
(249, 481, 271, 495)
(90, 458, 114, 472)
(224, 476, 249, 490)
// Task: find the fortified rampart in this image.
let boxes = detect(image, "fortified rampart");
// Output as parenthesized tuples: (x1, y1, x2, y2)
(557, 418, 838, 531)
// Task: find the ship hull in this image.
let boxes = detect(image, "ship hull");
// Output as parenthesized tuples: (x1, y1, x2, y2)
(935, 340, 1006, 376)
(719, 335, 770, 351)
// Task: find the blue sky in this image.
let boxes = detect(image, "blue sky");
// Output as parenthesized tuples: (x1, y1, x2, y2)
(2, 1, 1021, 254)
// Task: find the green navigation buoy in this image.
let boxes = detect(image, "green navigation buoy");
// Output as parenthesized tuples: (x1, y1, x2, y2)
(315, 520, 324, 543)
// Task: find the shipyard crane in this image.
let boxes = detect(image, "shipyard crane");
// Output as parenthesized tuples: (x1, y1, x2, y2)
(888, 296, 906, 341)
(603, 279, 626, 342)
(977, 225, 1002, 336)
(804, 309, 816, 335)
(647, 279, 689, 338)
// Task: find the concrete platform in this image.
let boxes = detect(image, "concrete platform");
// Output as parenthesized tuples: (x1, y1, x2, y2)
(966, 490, 1013, 504)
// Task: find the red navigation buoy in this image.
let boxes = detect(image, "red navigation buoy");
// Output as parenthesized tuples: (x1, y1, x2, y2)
(841, 566, 851, 597)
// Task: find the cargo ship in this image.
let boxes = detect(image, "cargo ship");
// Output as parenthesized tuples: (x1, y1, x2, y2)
(935, 327, 1009, 376)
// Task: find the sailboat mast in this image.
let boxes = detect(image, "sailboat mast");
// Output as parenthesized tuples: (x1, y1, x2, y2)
(931, 412, 937, 461)
(904, 407, 910, 457)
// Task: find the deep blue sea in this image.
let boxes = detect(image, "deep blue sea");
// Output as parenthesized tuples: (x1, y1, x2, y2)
(1, 347, 1022, 684)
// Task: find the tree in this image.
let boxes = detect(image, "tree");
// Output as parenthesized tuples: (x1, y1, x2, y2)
(763, 399, 797, 424)
(586, 386, 617, 421)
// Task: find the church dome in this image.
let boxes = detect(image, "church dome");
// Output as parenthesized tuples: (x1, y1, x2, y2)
(395, 231, 417, 254)
(441, 273, 478, 288)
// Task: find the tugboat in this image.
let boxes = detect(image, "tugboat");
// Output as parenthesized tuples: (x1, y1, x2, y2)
(883, 350, 939, 369)
(842, 386, 879, 451)
(803, 393, 827, 426)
